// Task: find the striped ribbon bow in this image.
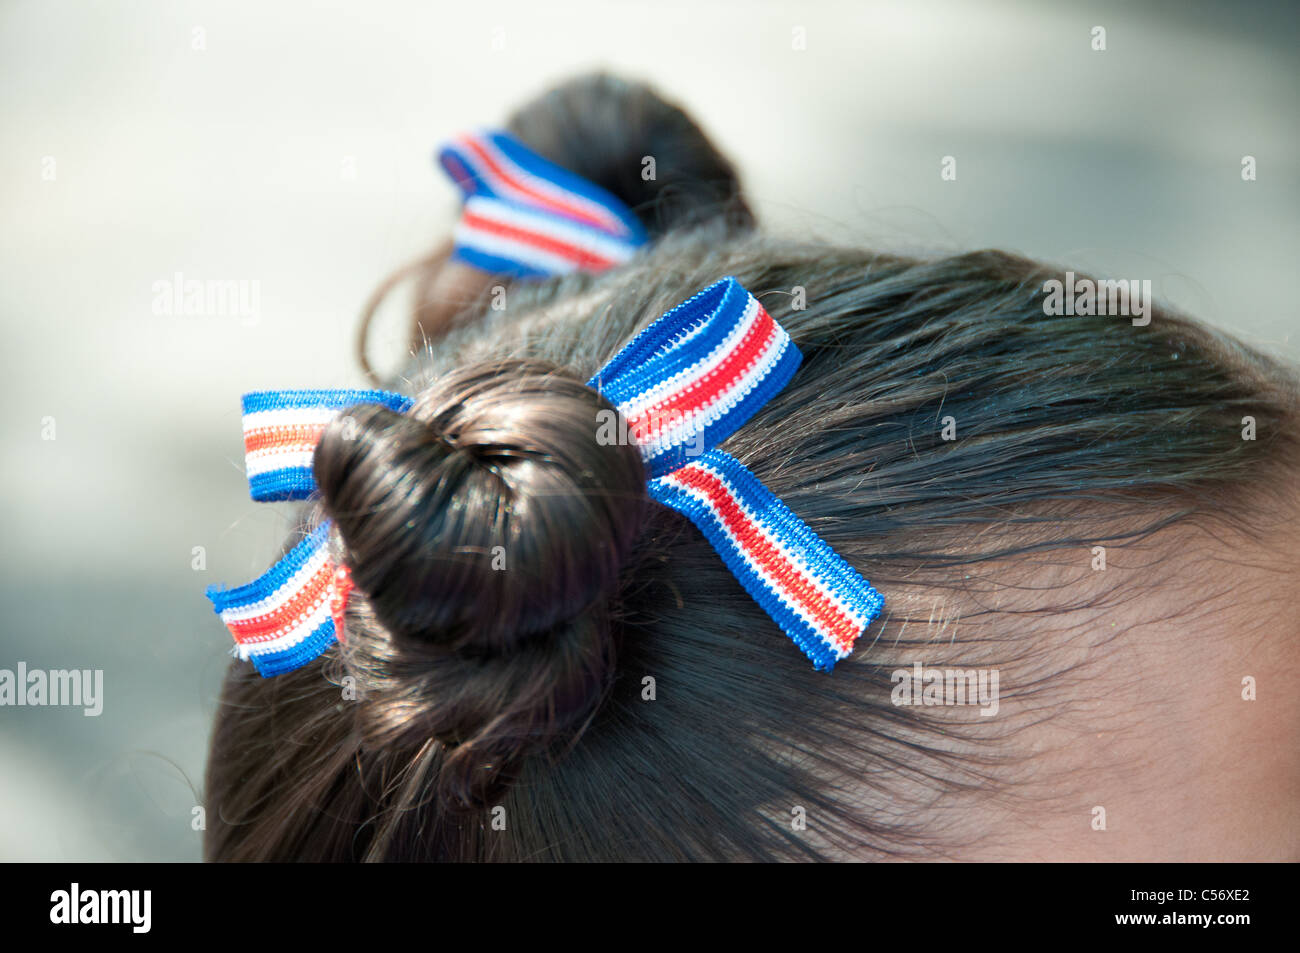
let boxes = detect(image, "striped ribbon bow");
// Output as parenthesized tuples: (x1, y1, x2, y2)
(436, 130, 648, 278)
(207, 277, 883, 676)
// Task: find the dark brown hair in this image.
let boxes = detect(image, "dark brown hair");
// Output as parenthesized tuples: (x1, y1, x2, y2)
(314, 361, 646, 809)
(205, 229, 1299, 861)
(357, 72, 754, 382)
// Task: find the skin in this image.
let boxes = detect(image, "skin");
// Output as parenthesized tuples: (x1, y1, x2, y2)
(890, 496, 1300, 862)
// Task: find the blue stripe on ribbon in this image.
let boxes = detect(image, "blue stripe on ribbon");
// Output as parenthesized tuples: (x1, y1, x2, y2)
(249, 467, 317, 504)
(242, 389, 412, 415)
(450, 245, 559, 281)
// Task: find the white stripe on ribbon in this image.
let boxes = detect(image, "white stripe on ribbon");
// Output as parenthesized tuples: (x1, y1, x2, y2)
(244, 447, 317, 479)
(242, 406, 341, 435)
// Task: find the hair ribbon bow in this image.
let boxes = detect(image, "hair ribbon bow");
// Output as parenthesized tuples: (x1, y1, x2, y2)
(207, 278, 883, 676)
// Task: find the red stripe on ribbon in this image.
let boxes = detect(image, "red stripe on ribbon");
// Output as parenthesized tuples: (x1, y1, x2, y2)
(330, 564, 353, 644)
(243, 424, 327, 457)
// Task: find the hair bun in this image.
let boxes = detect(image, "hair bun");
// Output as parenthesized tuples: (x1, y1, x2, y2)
(312, 359, 647, 808)
(506, 72, 755, 235)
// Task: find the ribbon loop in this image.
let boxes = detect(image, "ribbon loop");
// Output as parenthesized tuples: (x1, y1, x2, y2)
(589, 277, 802, 479)
(241, 389, 410, 502)
(437, 130, 647, 279)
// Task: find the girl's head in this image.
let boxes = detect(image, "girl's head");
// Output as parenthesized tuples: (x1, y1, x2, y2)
(207, 229, 1300, 861)
(358, 72, 754, 380)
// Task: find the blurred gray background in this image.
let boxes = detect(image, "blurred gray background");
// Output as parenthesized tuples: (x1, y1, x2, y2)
(2, 0, 1296, 860)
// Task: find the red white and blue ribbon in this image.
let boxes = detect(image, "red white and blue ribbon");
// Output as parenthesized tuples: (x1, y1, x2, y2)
(436, 130, 648, 279)
(208, 389, 408, 677)
(207, 277, 883, 676)
(206, 523, 341, 677)
(589, 278, 884, 670)
(242, 389, 412, 503)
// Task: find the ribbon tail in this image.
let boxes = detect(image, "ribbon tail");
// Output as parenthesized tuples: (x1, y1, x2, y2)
(205, 523, 340, 677)
(648, 449, 884, 671)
